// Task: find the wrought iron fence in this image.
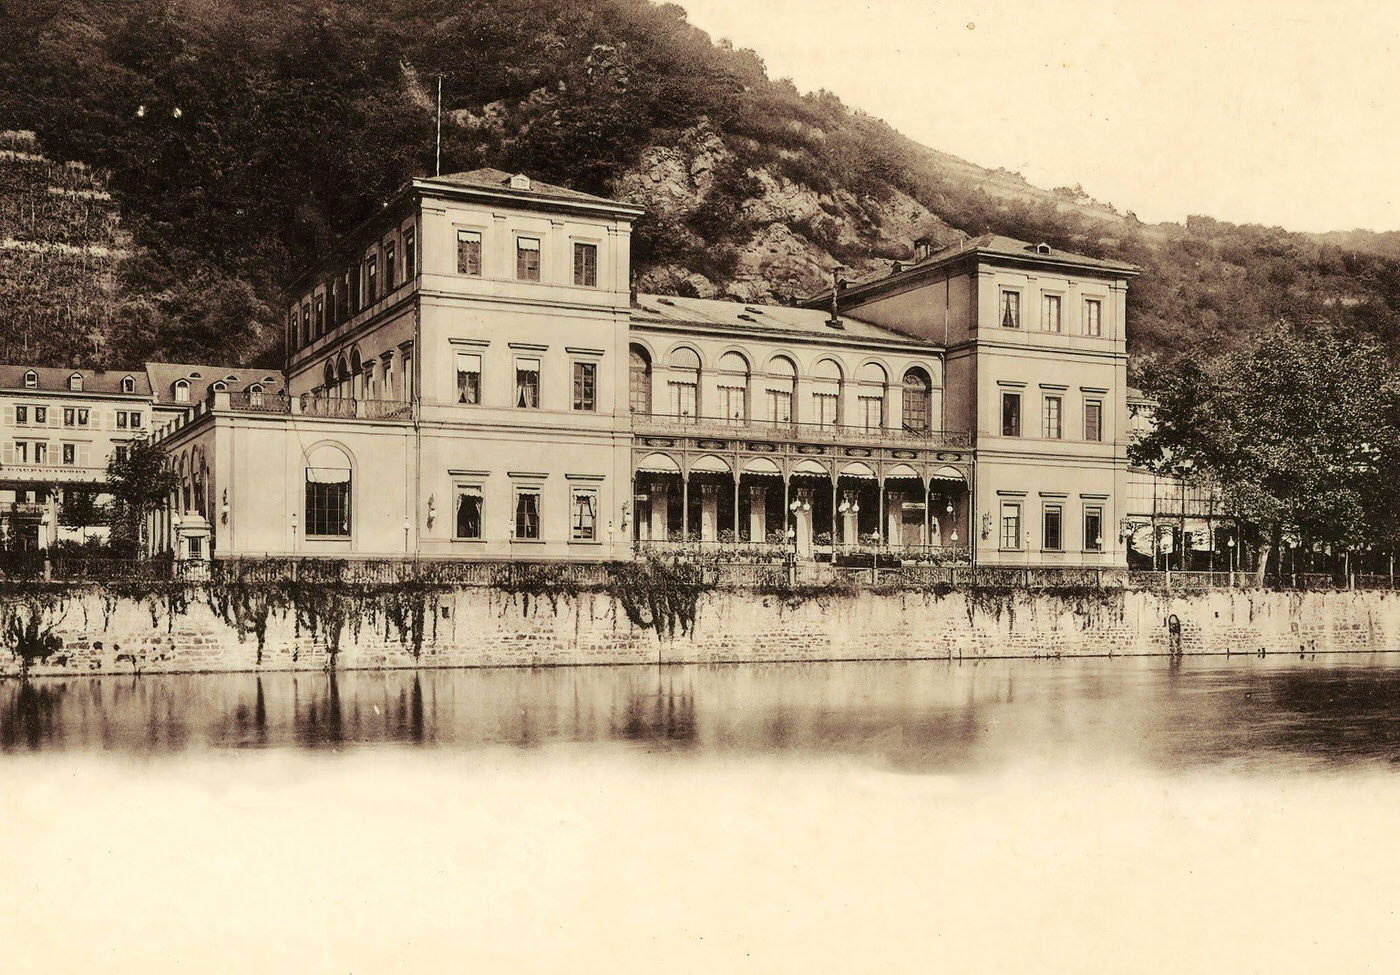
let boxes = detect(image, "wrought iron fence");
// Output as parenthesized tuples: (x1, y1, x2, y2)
(631, 412, 972, 449)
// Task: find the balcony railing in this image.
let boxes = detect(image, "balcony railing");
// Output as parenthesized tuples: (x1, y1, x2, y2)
(631, 412, 970, 449)
(226, 391, 292, 414)
(299, 396, 413, 421)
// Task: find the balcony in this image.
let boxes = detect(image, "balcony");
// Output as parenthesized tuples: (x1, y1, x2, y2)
(630, 413, 970, 450)
(0, 464, 109, 484)
(211, 390, 413, 421)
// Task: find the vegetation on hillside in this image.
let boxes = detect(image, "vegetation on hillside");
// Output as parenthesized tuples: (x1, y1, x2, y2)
(3, 0, 1400, 373)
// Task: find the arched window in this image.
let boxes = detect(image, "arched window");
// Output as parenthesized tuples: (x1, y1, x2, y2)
(248, 383, 265, 408)
(323, 360, 336, 395)
(629, 345, 652, 415)
(305, 442, 353, 537)
(811, 358, 843, 428)
(336, 356, 350, 400)
(211, 381, 227, 393)
(856, 363, 887, 432)
(173, 379, 191, 403)
(765, 356, 797, 425)
(902, 367, 933, 432)
(121, 375, 135, 393)
(22, 370, 36, 389)
(669, 347, 701, 420)
(68, 373, 83, 391)
(716, 351, 750, 423)
(350, 349, 363, 399)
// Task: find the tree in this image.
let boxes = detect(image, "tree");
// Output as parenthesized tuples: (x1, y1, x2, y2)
(106, 438, 179, 557)
(1132, 326, 1400, 583)
(58, 487, 104, 543)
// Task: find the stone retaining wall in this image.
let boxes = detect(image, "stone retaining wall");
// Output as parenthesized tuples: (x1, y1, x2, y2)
(3, 585, 1399, 677)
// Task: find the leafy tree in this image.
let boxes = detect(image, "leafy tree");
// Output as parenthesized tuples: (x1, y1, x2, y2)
(1132, 326, 1400, 582)
(58, 487, 104, 542)
(106, 438, 179, 557)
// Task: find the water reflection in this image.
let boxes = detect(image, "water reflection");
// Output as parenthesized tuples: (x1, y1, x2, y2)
(3, 655, 1400, 771)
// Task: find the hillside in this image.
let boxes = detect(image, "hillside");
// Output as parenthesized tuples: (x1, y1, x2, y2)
(3, 0, 1400, 375)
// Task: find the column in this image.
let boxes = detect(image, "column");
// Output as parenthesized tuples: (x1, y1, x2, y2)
(649, 482, 669, 542)
(699, 483, 720, 542)
(733, 476, 741, 539)
(749, 484, 767, 543)
(681, 474, 690, 541)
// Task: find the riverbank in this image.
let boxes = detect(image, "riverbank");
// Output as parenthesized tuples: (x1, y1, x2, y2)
(3, 580, 1399, 677)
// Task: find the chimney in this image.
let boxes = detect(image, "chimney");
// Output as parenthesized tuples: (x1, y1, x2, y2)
(827, 265, 846, 329)
(913, 236, 932, 262)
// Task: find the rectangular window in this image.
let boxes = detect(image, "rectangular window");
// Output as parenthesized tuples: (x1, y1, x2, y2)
(456, 229, 482, 276)
(63, 408, 74, 426)
(1000, 501, 1022, 550)
(1043, 504, 1063, 551)
(1043, 395, 1063, 439)
(455, 486, 483, 540)
(1084, 299, 1103, 337)
(291, 310, 299, 346)
(77, 409, 89, 426)
(1000, 290, 1021, 329)
(767, 389, 793, 425)
(514, 488, 541, 540)
(34, 407, 46, 424)
(14, 406, 25, 425)
(719, 386, 747, 423)
(315, 295, 324, 333)
(116, 412, 128, 429)
(62, 443, 75, 466)
(384, 241, 396, 289)
(514, 357, 540, 408)
(812, 392, 838, 428)
(1001, 392, 1021, 437)
(1041, 294, 1062, 332)
(572, 361, 596, 412)
(303, 303, 311, 341)
(456, 352, 481, 405)
(571, 488, 598, 541)
(129, 411, 141, 428)
(350, 265, 360, 313)
(1085, 506, 1104, 552)
(34, 442, 47, 465)
(573, 242, 598, 287)
(15, 441, 27, 463)
(858, 395, 883, 431)
(383, 357, 396, 401)
(305, 468, 352, 536)
(516, 237, 541, 281)
(670, 381, 698, 420)
(114, 444, 130, 463)
(1085, 400, 1103, 442)
(404, 228, 416, 281)
(341, 271, 352, 321)
(364, 255, 377, 304)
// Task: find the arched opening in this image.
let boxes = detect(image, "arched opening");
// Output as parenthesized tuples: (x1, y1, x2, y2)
(764, 355, 797, 426)
(668, 347, 701, 421)
(716, 351, 750, 423)
(304, 442, 353, 538)
(902, 367, 932, 433)
(173, 379, 191, 403)
(121, 375, 136, 393)
(350, 349, 363, 399)
(323, 360, 336, 396)
(812, 358, 843, 428)
(336, 356, 351, 400)
(856, 363, 887, 432)
(629, 344, 652, 415)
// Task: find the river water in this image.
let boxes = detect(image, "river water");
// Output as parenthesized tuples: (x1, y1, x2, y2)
(5, 655, 1400, 972)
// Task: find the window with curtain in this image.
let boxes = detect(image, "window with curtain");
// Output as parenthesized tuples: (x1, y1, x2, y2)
(901, 368, 931, 432)
(1000, 290, 1020, 328)
(1041, 294, 1062, 332)
(456, 352, 481, 405)
(515, 357, 540, 408)
(629, 347, 652, 414)
(457, 229, 481, 276)
(514, 489, 541, 539)
(670, 348, 701, 420)
(455, 486, 483, 539)
(516, 237, 541, 281)
(573, 242, 597, 286)
(305, 468, 351, 536)
(571, 489, 597, 541)
(573, 361, 596, 412)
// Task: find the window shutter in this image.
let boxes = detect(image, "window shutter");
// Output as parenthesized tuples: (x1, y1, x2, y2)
(2, 406, 11, 426)
(2, 443, 11, 465)
(48, 410, 59, 428)
(574, 245, 583, 282)
(79, 444, 92, 468)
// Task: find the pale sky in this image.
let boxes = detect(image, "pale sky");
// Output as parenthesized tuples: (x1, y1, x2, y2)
(676, 0, 1400, 233)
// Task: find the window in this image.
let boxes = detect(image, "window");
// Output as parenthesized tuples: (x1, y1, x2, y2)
(767, 389, 793, 424)
(514, 357, 540, 408)
(1084, 299, 1103, 337)
(404, 228, 416, 281)
(34, 442, 47, 465)
(129, 411, 141, 428)
(573, 361, 596, 412)
(571, 488, 598, 541)
(174, 380, 190, 403)
(302, 303, 311, 342)
(1043, 395, 1063, 439)
(516, 237, 541, 281)
(456, 229, 482, 276)
(384, 241, 396, 288)
(350, 264, 361, 314)
(456, 352, 481, 405)
(63, 408, 74, 426)
(1000, 501, 1022, 550)
(629, 346, 652, 414)
(22, 371, 36, 389)
(812, 359, 841, 428)
(1041, 294, 1062, 333)
(383, 355, 396, 402)
(902, 368, 932, 432)
(305, 468, 352, 536)
(1085, 399, 1103, 442)
(1043, 504, 1063, 551)
(1001, 392, 1021, 437)
(573, 242, 597, 287)
(249, 385, 265, 408)
(364, 255, 377, 304)
(315, 295, 324, 334)
(812, 392, 838, 428)
(340, 271, 352, 321)
(1084, 506, 1105, 552)
(34, 407, 46, 424)
(671, 348, 701, 420)
(77, 409, 89, 426)
(62, 443, 75, 466)
(455, 486, 483, 540)
(114, 444, 130, 463)
(719, 386, 747, 424)
(1000, 290, 1021, 329)
(211, 381, 227, 394)
(514, 488, 541, 540)
(858, 396, 883, 431)
(121, 376, 135, 393)
(68, 373, 82, 391)
(14, 442, 26, 463)
(15, 406, 27, 425)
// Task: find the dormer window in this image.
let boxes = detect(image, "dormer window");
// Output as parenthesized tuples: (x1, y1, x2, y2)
(22, 370, 36, 388)
(248, 383, 264, 407)
(509, 173, 531, 191)
(121, 375, 136, 393)
(211, 381, 227, 393)
(68, 373, 83, 391)
(174, 380, 191, 403)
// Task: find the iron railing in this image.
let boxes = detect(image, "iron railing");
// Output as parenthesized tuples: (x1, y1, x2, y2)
(631, 413, 971, 449)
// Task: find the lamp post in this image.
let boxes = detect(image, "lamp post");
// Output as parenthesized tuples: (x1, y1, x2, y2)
(1227, 535, 1236, 587)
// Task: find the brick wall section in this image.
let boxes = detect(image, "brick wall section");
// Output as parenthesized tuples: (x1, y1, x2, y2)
(5, 587, 1400, 677)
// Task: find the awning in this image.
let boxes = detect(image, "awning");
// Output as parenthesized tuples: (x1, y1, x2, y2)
(306, 467, 351, 484)
(689, 454, 732, 474)
(790, 459, 830, 477)
(741, 457, 782, 477)
(838, 461, 876, 480)
(635, 452, 680, 474)
(930, 465, 966, 483)
(884, 463, 921, 480)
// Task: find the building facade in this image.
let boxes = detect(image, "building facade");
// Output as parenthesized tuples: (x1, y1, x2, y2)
(144, 170, 1141, 568)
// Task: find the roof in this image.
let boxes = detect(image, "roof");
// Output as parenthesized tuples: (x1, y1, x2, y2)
(145, 362, 286, 406)
(631, 293, 929, 346)
(0, 364, 152, 395)
(422, 168, 640, 211)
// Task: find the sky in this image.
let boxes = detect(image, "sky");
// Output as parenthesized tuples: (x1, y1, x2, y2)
(675, 0, 1400, 233)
